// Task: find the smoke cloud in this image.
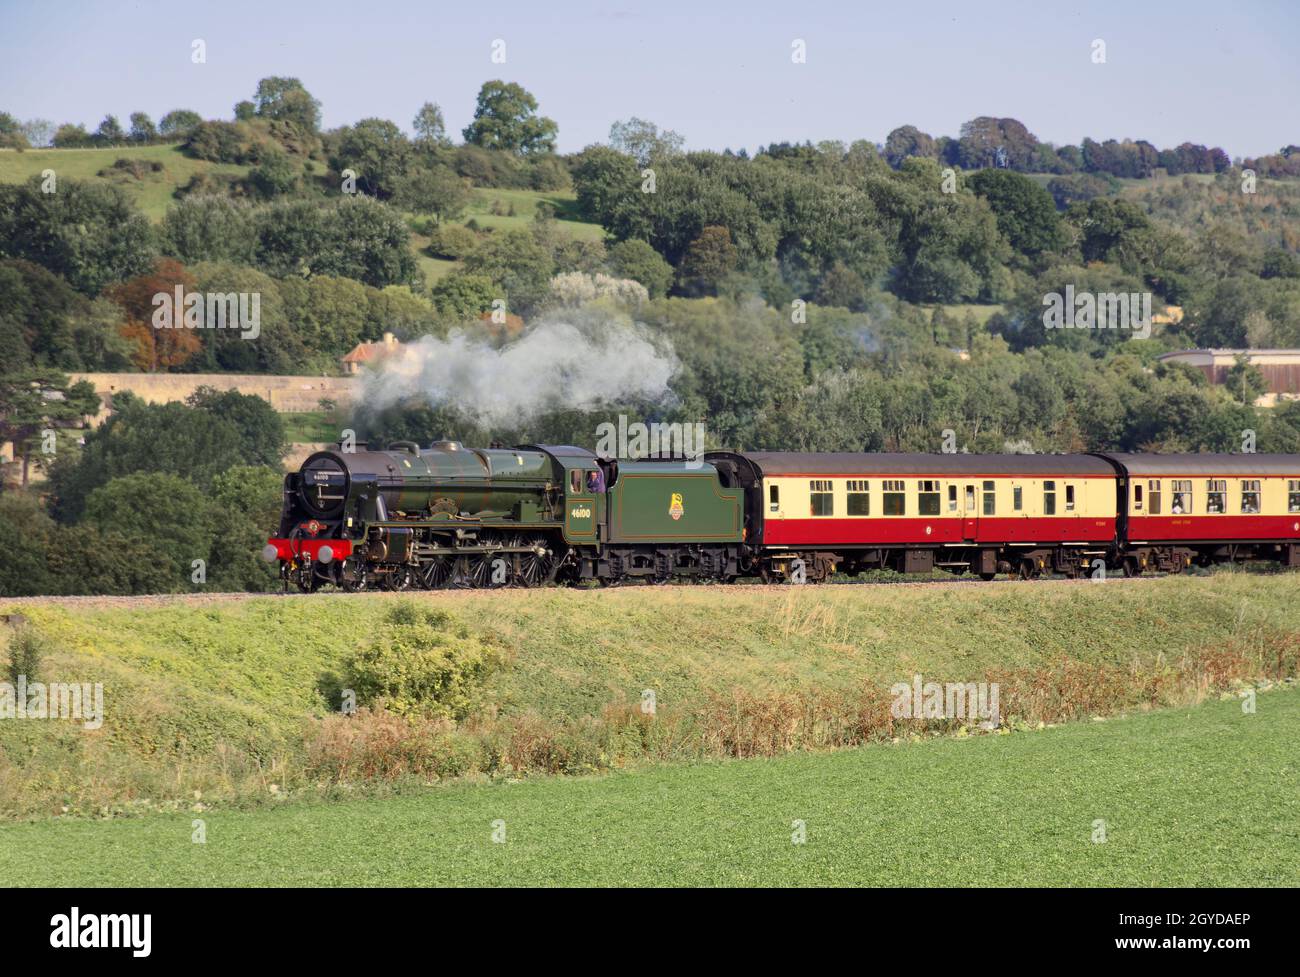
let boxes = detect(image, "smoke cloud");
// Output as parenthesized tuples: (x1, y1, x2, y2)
(358, 311, 679, 427)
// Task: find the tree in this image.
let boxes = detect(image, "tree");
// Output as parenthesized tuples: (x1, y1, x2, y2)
(966, 169, 1063, 256)
(52, 123, 92, 147)
(413, 101, 448, 145)
(329, 118, 411, 198)
(20, 118, 53, 148)
(83, 473, 217, 589)
(0, 176, 155, 295)
(107, 258, 202, 371)
(606, 239, 673, 298)
(48, 394, 250, 521)
(0, 112, 29, 149)
(247, 145, 298, 199)
(1226, 353, 1267, 406)
(186, 387, 286, 467)
(93, 115, 126, 145)
(396, 167, 470, 225)
(253, 76, 322, 132)
(608, 117, 685, 165)
(460, 228, 554, 314)
(883, 125, 937, 168)
(0, 371, 99, 486)
(160, 195, 258, 265)
(677, 226, 738, 296)
(128, 112, 157, 143)
(462, 80, 558, 156)
(233, 100, 256, 121)
(158, 109, 203, 137)
(429, 273, 497, 319)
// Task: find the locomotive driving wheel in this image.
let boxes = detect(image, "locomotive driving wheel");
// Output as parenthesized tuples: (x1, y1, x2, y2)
(512, 534, 558, 588)
(417, 555, 454, 589)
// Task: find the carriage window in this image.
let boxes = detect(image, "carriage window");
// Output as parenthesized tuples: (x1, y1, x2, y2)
(769, 484, 779, 512)
(1206, 480, 1226, 514)
(1290, 481, 1300, 513)
(982, 480, 996, 516)
(947, 485, 958, 512)
(1148, 480, 1161, 515)
(1043, 480, 1056, 516)
(883, 480, 906, 516)
(1065, 484, 1076, 511)
(847, 480, 870, 516)
(570, 470, 583, 493)
(1133, 484, 1143, 511)
(1013, 486, 1023, 511)
(1241, 480, 1261, 514)
(918, 480, 941, 516)
(809, 480, 833, 517)
(1171, 480, 1192, 514)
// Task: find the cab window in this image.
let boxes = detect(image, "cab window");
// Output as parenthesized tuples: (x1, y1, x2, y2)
(569, 470, 582, 493)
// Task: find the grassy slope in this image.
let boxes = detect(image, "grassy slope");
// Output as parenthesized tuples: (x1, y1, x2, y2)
(2, 573, 1298, 820)
(2, 686, 1295, 886)
(0, 144, 248, 220)
(0, 146, 606, 285)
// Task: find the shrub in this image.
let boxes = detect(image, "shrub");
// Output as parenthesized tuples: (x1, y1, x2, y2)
(427, 223, 479, 260)
(343, 603, 497, 719)
(5, 625, 46, 685)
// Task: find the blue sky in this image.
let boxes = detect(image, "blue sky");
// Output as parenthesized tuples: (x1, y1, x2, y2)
(1, 0, 1295, 157)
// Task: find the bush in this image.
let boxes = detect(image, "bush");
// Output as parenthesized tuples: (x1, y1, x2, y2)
(427, 223, 479, 260)
(5, 625, 46, 685)
(343, 603, 499, 720)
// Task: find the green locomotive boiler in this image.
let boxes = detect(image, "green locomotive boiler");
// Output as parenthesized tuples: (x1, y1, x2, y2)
(265, 441, 745, 590)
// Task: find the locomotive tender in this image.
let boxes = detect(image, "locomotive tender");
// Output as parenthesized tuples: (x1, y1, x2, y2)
(265, 441, 1300, 590)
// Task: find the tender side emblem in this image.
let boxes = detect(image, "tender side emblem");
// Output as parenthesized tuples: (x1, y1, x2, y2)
(669, 492, 684, 521)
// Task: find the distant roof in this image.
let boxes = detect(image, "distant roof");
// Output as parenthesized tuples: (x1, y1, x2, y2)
(341, 339, 401, 363)
(734, 452, 1115, 476)
(1101, 453, 1300, 476)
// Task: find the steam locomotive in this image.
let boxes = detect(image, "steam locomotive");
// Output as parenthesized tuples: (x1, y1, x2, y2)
(265, 441, 1300, 590)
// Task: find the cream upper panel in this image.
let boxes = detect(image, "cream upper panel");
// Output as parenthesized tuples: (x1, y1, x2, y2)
(764, 475, 1115, 519)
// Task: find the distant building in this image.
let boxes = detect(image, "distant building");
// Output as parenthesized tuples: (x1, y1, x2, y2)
(341, 332, 402, 375)
(1157, 349, 1300, 406)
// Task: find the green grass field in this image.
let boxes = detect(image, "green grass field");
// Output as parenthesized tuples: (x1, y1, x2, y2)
(2, 686, 1294, 886)
(0, 143, 248, 220)
(2, 573, 1298, 821)
(279, 410, 339, 443)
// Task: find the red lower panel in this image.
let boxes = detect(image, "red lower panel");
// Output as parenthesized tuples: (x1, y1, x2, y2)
(762, 517, 1115, 547)
(1126, 515, 1300, 542)
(268, 538, 354, 560)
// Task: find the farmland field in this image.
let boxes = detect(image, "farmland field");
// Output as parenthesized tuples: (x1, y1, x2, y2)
(1, 685, 1294, 886)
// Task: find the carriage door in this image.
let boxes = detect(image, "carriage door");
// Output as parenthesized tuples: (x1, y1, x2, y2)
(963, 483, 979, 541)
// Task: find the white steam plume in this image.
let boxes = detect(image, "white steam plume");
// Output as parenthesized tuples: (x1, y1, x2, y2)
(358, 312, 678, 426)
